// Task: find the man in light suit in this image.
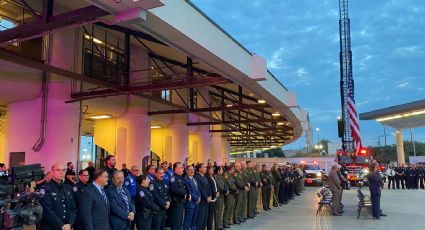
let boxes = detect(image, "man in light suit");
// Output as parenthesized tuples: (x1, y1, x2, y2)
(80, 169, 111, 230)
(183, 165, 200, 230)
(327, 164, 342, 216)
(107, 170, 136, 230)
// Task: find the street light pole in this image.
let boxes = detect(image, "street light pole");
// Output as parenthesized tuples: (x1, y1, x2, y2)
(315, 127, 320, 144)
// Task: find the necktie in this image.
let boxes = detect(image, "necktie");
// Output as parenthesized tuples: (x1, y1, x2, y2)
(100, 188, 108, 204)
(192, 177, 198, 189)
(118, 188, 129, 211)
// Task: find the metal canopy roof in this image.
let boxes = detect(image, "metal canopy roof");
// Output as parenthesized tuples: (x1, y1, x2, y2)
(359, 99, 425, 129)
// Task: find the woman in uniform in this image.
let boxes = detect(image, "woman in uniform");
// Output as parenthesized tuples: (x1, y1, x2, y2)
(135, 175, 160, 230)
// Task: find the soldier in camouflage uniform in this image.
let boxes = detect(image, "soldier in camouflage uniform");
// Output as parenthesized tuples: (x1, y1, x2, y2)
(223, 165, 237, 228)
(260, 164, 272, 211)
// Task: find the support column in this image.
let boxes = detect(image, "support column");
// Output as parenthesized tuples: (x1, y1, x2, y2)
(6, 29, 80, 168)
(395, 129, 405, 166)
(115, 102, 151, 168)
(167, 114, 189, 163)
(193, 125, 211, 164)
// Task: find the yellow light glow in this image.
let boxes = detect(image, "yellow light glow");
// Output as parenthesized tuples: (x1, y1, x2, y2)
(376, 109, 425, 122)
(258, 99, 266, 104)
(150, 125, 162, 129)
(272, 112, 281, 117)
(90, 115, 112, 119)
(277, 122, 284, 125)
(84, 34, 104, 45)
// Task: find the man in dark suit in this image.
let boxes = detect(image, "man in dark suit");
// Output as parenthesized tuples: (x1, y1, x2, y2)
(107, 170, 136, 230)
(183, 165, 200, 230)
(194, 163, 211, 230)
(80, 169, 111, 230)
(40, 163, 77, 230)
(367, 163, 385, 219)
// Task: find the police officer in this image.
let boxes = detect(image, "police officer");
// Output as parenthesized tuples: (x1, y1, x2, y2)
(135, 175, 160, 230)
(103, 155, 117, 188)
(73, 169, 90, 230)
(151, 167, 171, 230)
(125, 166, 139, 200)
(40, 163, 76, 230)
(73, 169, 90, 207)
(395, 166, 404, 189)
(223, 165, 237, 228)
(260, 164, 272, 211)
(169, 162, 187, 230)
(124, 166, 139, 230)
(214, 166, 228, 230)
(65, 162, 77, 185)
(163, 161, 174, 186)
(419, 165, 425, 189)
(146, 164, 156, 181)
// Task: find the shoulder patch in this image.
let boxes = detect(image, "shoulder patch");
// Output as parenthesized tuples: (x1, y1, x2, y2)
(72, 186, 78, 192)
(170, 176, 175, 183)
(139, 190, 145, 197)
(149, 184, 154, 191)
(124, 181, 129, 186)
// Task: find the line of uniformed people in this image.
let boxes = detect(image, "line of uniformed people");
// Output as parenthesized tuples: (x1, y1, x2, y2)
(270, 163, 305, 205)
(37, 157, 289, 230)
(386, 164, 425, 190)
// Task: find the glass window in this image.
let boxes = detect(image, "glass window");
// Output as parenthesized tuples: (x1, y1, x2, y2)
(0, 16, 17, 31)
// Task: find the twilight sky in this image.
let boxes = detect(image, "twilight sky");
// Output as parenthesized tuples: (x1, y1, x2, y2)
(191, 0, 425, 150)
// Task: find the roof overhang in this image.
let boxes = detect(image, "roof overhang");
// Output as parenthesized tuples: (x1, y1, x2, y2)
(359, 99, 425, 129)
(128, 0, 304, 145)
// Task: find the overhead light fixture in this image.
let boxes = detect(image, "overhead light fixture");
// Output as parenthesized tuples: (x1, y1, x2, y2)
(272, 112, 281, 117)
(90, 115, 112, 119)
(226, 104, 234, 108)
(150, 125, 162, 129)
(258, 99, 266, 104)
(249, 93, 255, 97)
(277, 122, 284, 125)
(376, 109, 425, 122)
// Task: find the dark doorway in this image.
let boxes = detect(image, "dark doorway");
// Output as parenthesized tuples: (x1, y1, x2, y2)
(9, 152, 25, 167)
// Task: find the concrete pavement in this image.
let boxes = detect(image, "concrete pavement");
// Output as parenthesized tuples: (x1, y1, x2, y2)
(229, 186, 425, 230)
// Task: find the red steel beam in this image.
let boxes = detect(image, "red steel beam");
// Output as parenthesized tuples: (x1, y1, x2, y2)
(0, 5, 108, 44)
(210, 128, 292, 133)
(68, 76, 231, 103)
(148, 103, 270, 116)
(0, 48, 120, 89)
(187, 117, 287, 126)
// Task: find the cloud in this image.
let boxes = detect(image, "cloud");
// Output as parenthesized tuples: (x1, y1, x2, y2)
(394, 46, 423, 57)
(268, 47, 285, 70)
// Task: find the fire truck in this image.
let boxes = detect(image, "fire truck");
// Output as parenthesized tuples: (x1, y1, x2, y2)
(336, 148, 373, 185)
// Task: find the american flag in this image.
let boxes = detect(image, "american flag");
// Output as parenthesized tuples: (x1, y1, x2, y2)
(347, 74, 362, 153)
